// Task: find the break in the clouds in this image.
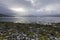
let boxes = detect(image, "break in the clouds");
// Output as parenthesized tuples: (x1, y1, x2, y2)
(0, 0, 60, 16)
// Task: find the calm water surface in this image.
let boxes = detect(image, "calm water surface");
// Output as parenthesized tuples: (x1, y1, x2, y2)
(0, 17, 60, 23)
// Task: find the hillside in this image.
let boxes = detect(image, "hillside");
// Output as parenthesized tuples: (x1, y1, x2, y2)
(44, 14, 60, 17)
(0, 14, 10, 17)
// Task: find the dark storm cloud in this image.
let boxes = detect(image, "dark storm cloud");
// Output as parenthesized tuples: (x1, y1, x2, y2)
(0, 0, 34, 16)
(0, 0, 60, 16)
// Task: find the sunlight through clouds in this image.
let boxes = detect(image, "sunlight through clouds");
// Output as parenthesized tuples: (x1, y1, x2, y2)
(10, 8, 27, 13)
(0, 0, 60, 16)
(10, 7, 28, 16)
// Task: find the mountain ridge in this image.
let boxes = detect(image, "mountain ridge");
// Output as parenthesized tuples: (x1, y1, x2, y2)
(0, 14, 10, 17)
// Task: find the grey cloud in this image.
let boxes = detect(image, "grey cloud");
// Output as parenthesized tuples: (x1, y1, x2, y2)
(0, 0, 33, 8)
(0, 0, 33, 16)
(0, 0, 60, 16)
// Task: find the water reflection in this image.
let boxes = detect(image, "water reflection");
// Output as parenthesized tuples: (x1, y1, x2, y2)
(0, 17, 60, 23)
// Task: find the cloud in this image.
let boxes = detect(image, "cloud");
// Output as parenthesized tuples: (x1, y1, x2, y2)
(0, 0, 60, 16)
(25, 0, 37, 6)
(36, 4, 60, 15)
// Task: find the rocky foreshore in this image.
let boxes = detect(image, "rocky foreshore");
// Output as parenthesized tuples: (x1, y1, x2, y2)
(0, 22, 60, 40)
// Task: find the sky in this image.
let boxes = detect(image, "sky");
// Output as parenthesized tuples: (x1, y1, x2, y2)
(0, 0, 60, 16)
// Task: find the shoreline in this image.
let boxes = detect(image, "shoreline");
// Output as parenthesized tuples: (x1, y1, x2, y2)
(0, 22, 60, 40)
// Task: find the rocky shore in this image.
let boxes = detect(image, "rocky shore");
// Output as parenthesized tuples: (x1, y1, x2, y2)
(0, 22, 60, 40)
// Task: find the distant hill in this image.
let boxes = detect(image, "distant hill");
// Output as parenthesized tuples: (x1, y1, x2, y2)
(44, 14, 60, 17)
(0, 13, 60, 17)
(0, 14, 10, 17)
(22, 15, 38, 17)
